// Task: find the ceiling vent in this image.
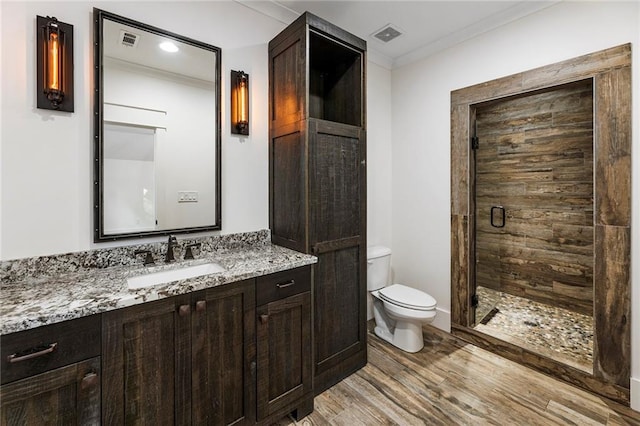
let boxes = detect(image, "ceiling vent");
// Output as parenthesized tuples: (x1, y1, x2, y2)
(119, 30, 140, 48)
(372, 24, 403, 43)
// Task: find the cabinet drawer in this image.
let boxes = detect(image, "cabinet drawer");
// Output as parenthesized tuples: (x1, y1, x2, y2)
(257, 265, 311, 306)
(1, 314, 101, 385)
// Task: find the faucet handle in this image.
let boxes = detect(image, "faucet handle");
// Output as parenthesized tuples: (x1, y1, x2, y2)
(134, 250, 155, 266)
(184, 243, 201, 260)
(165, 235, 178, 263)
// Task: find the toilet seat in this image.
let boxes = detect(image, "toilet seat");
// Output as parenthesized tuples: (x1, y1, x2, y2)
(378, 284, 436, 311)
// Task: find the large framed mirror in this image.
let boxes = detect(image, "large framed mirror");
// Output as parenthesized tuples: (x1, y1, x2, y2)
(93, 8, 221, 242)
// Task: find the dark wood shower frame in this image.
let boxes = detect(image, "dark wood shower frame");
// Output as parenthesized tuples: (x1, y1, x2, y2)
(450, 44, 631, 405)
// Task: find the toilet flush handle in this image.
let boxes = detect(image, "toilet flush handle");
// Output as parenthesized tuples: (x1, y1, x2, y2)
(367, 260, 373, 265)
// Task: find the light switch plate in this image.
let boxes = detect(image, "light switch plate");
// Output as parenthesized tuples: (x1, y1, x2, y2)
(178, 191, 198, 203)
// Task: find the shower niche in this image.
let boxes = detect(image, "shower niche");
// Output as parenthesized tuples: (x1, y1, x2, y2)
(450, 44, 631, 405)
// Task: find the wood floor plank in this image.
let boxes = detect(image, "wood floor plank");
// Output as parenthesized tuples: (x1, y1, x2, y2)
(367, 337, 447, 386)
(309, 380, 352, 422)
(342, 366, 434, 425)
(546, 400, 607, 426)
(393, 369, 492, 424)
(280, 326, 639, 425)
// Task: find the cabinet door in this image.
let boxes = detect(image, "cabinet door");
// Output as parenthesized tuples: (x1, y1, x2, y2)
(191, 280, 256, 425)
(269, 18, 306, 129)
(1, 357, 100, 425)
(309, 119, 367, 392)
(269, 123, 307, 253)
(256, 292, 312, 421)
(102, 296, 191, 425)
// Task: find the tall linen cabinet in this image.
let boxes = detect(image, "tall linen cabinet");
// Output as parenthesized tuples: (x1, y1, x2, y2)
(268, 12, 367, 394)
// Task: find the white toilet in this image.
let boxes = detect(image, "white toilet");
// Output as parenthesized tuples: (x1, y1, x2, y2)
(367, 246, 437, 353)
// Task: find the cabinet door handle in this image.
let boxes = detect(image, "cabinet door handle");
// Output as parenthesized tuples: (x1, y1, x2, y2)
(7, 342, 58, 363)
(259, 314, 269, 324)
(179, 304, 191, 317)
(196, 300, 206, 312)
(81, 372, 99, 390)
(276, 280, 295, 289)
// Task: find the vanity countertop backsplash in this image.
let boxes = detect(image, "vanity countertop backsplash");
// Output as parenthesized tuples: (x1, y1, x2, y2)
(0, 230, 316, 335)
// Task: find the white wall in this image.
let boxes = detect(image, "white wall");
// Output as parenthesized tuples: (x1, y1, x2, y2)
(390, 0, 639, 410)
(222, 43, 270, 236)
(366, 61, 393, 248)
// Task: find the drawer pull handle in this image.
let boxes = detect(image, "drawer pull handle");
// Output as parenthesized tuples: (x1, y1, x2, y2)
(196, 300, 206, 312)
(276, 280, 295, 289)
(260, 314, 269, 324)
(8, 342, 58, 363)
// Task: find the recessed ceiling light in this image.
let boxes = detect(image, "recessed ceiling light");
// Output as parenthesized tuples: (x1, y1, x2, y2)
(372, 24, 403, 43)
(159, 41, 179, 53)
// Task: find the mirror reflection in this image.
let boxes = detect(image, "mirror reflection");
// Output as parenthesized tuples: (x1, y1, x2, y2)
(94, 9, 221, 241)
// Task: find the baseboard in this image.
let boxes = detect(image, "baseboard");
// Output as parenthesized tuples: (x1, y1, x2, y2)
(631, 376, 640, 412)
(431, 307, 451, 333)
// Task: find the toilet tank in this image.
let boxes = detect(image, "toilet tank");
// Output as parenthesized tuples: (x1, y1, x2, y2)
(367, 246, 392, 291)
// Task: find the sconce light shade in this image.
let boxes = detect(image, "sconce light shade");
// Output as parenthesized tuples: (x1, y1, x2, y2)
(37, 15, 74, 112)
(231, 70, 249, 135)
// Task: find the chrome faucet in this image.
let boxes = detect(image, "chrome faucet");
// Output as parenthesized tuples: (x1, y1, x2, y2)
(165, 235, 178, 263)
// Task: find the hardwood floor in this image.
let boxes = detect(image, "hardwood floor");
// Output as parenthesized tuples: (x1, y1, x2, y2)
(275, 325, 640, 425)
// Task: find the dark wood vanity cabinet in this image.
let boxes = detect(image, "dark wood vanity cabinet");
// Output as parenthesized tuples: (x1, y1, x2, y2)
(269, 12, 367, 394)
(102, 279, 256, 425)
(0, 316, 102, 425)
(1, 266, 312, 425)
(256, 267, 313, 422)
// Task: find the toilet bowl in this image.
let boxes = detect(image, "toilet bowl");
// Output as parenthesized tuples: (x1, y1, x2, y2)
(367, 246, 437, 353)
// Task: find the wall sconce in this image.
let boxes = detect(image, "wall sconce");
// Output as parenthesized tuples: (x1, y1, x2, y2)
(37, 16, 74, 112)
(231, 70, 249, 135)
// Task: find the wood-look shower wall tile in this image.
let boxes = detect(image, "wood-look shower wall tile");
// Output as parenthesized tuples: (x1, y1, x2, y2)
(451, 214, 470, 326)
(451, 73, 524, 106)
(594, 225, 631, 387)
(595, 67, 632, 226)
(522, 44, 631, 90)
(451, 104, 469, 215)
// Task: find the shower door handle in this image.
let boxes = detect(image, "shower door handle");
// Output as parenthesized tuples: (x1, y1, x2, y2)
(491, 206, 505, 228)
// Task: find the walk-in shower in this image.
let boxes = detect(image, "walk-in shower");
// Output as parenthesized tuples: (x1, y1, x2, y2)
(471, 79, 594, 373)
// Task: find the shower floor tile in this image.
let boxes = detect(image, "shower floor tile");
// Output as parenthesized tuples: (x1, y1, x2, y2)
(474, 286, 593, 373)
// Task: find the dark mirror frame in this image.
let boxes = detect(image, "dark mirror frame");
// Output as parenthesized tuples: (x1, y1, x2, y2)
(93, 8, 222, 242)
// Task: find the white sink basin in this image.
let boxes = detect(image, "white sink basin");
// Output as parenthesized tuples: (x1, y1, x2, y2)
(127, 262, 225, 289)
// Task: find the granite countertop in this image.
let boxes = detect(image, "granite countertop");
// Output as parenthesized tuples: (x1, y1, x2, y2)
(0, 231, 316, 335)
